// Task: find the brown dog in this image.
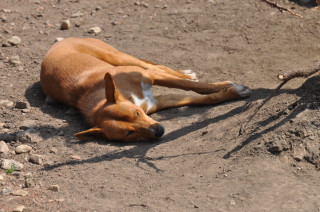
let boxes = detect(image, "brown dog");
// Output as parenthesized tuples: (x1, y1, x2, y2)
(40, 38, 250, 142)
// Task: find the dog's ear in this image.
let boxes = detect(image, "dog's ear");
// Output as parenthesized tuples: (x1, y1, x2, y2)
(104, 73, 119, 104)
(75, 127, 104, 140)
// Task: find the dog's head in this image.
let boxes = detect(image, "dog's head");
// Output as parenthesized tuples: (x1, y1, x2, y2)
(75, 73, 164, 142)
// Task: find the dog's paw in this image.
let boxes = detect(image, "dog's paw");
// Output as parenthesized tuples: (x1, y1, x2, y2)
(180, 69, 198, 81)
(232, 83, 251, 97)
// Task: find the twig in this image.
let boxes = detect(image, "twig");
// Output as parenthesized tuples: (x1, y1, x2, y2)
(262, 0, 304, 19)
(239, 60, 320, 135)
(278, 60, 320, 81)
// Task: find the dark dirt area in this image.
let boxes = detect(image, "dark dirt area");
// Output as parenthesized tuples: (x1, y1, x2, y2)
(0, 0, 320, 211)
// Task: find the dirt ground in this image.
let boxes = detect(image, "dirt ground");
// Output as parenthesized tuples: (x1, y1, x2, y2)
(1, 0, 320, 211)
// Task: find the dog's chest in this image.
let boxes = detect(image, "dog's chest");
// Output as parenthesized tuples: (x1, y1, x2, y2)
(131, 82, 157, 113)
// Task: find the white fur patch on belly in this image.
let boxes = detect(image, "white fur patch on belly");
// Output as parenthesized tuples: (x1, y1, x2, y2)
(131, 82, 157, 113)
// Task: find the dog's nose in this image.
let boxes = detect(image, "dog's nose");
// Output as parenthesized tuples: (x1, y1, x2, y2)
(153, 124, 165, 137)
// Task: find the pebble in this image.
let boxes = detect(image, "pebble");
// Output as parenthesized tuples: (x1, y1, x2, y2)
(293, 147, 306, 161)
(9, 55, 22, 65)
(29, 154, 42, 165)
(7, 36, 21, 46)
(15, 144, 33, 154)
(0, 174, 4, 181)
(15, 101, 29, 109)
(12, 189, 28, 196)
(1, 187, 13, 195)
(0, 159, 24, 170)
(48, 184, 60, 192)
(49, 147, 58, 154)
(70, 155, 81, 160)
(0, 140, 9, 155)
(16, 128, 42, 143)
(19, 120, 37, 130)
(0, 99, 14, 108)
(13, 205, 25, 212)
(25, 178, 35, 188)
(71, 11, 84, 18)
(60, 19, 70, 30)
(87, 26, 101, 34)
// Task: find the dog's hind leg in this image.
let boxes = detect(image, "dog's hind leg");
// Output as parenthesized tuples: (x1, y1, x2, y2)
(147, 87, 249, 114)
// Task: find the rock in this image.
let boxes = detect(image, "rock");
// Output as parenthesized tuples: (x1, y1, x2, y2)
(7, 36, 21, 46)
(70, 155, 81, 160)
(304, 143, 319, 164)
(0, 174, 4, 181)
(25, 178, 35, 188)
(293, 147, 306, 162)
(49, 147, 58, 154)
(16, 128, 42, 143)
(13, 205, 25, 212)
(0, 99, 14, 108)
(12, 189, 28, 196)
(29, 154, 42, 165)
(2, 42, 11, 47)
(64, 107, 78, 115)
(0, 159, 24, 170)
(19, 120, 37, 130)
(265, 136, 289, 153)
(24, 172, 33, 179)
(71, 11, 84, 18)
(0, 140, 9, 155)
(9, 55, 21, 65)
(87, 27, 101, 34)
(60, 19, 70, 30)
(57, 131, 64, 136)
(1, 187, 13, 195)
(15, 101, 29, 109)
(48, 184, 60, 192)
(15, 145, 32, 154)
(54, 37, 64, 43)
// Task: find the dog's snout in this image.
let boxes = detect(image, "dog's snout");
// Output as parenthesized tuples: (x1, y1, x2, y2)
(152, 124, 165, 138)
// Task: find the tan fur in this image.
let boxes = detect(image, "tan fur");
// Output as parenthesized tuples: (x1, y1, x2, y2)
(40, 37, 250, 142)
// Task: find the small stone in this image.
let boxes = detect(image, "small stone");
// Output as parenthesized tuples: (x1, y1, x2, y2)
(12, 189, 28, 196)
(60, 19, 70, 30)
(2, 42, 11, 47)
(57, 131, 64, 136)
(70, 155, 81, 160)
(9, 55, 21, 65)
(293, 147, 306, 162)
(0, 140, 9, 155)
(29, 154, 42, 165)
(266, 136, 289, 153)
(7, 36, 21, 46)
(0, 174, 4, 181)
(55, 198, 65, 202)
(24, 172, 33, 179)
(15, 145, 33, 154)
(71, 11, 84, 18)
(15, 101, 29, 109)
(19, 120, 37, 130)
(0, 159, 24, 170)
(48, 184, 60, 192)
(54, 37, 64, 43)
(0, 99, 14, 108)
(25, 178, 35, 188)
(50, 147, 58, 154)
(16, 128, 42, 143)
(1, 187, 13, 195)
(87, 26, 101, 34)
(95, 6, 102, 11)
(13, 205, 25, 212)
